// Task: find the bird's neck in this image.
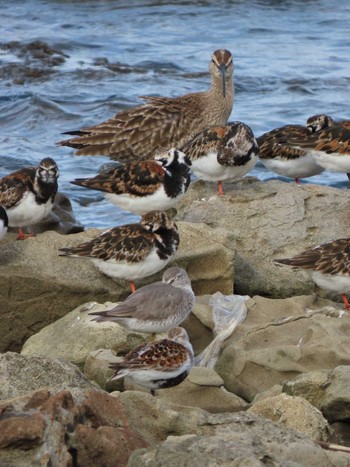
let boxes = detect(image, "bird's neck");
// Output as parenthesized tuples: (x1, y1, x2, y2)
(207, 76, 234, 123)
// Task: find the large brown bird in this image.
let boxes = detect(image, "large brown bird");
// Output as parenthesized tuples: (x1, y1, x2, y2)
(58, 49, 234, 162)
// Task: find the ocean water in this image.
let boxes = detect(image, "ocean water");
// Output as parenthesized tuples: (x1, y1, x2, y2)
(1, 0, 350, 228)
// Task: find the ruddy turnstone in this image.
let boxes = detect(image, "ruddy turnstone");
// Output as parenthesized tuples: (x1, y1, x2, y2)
(0, 158, 59, 239)
(58, 49, 234, 162)
(90, 267, 195, 334)
(258, 114, 334, 184)
(58, 210, 179, 292)
(180, 121, 258, 195)
(70, 148, 191, 215)
(274, 238, 350, 310)
(286, 118, 350, 174)
(109, 326, 194, 395)
(0, 206, 8, 240)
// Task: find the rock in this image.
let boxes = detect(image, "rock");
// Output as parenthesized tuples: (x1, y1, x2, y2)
(0, 229, 124, 353)
(171, 221, 235, 296)
(1, 351, 349, 466)
(113, 390, 208, 445)
(21, 301, 146, 370)
(175, 177, 350, 300)
(0, 220, 233, 352)
(248, 393, 331, 441)
(84, 348, 121, 391)
(156, 366, 248, 413)
(252, 385, 283, 403)
(33, 191, 85, 235)
(215, 295, 350, 401)
(0, 352, 96, 399)
(127, 410, 349, 467)
(283, 368, 332, 407)
(331, 422, 350, 447)
(284, 366, 350, 423)
(191, 295, 215, 329)
(0, 413, 46, 449)
(0, 387, 148, 467)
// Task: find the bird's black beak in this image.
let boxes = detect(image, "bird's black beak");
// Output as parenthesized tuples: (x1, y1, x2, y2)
(219, 63, 226, 97)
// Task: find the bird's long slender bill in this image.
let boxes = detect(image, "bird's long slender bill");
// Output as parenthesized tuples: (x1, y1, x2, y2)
(219, 64, 226, 97)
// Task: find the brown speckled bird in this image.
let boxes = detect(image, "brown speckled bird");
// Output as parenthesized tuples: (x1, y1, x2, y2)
(258, 114, 334, 184)
(274, 238, 350, 310)
(70, 148, 191, 214)
(58, 49, 234, 162)
(0, 158, 59, 239)
(109, 326, 194, 395)
(58, 210, 179, 292)
(181, 121, 258, 195)
(286, 118, 350, 174)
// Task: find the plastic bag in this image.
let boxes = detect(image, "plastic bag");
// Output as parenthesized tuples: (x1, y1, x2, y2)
(195, 292, 249, 368)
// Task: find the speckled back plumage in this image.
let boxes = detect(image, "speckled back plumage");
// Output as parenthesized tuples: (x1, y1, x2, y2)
(108, 327, 194, 391)
(71, 148, 191, 199)
(59, 210, 179, 264)
(111, 339, 190, 373)
(182, 121, 258, 166)
(258, 114, 334, 161)
(58, 49, 234, 162)
(275, 238, 350, 276)
(287, 121, 350, 155)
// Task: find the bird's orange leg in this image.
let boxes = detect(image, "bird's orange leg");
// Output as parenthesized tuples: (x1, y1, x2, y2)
(17, 228, 35, 240)
(218, 181, 224, 196)
(129, 281, 136, 293)
(341, 294, 350, 311)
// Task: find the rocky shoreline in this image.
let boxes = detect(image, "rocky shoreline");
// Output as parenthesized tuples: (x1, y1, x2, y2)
(1, 178, 350, 466)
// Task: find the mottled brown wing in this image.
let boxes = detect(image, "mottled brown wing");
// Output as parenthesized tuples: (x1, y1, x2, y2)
(59, 95, 189, 162)
(59, 223, 155, 262)
(0, 167, 35, 209)
(91, 282, 188, 321)
(217, 123, 258, 166)
(180, 125, 228, 161)
(287, 123, 350, 154)
(109, 339, 187, 372)
(258, 125, 308, 160)
(275, 238, 350, 276)
(71, 160, 164, 195)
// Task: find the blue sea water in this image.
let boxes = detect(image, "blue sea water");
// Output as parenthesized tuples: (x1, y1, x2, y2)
(0, 0, 350, 228)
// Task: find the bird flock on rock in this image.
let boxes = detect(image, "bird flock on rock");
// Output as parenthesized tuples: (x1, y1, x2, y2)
(1, 48, 350, 394)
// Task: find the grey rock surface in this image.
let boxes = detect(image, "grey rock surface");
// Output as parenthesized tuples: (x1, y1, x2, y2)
(215, 295, 350, 401)
(284, 366, 350, 423)
(175, 177, 350, 300)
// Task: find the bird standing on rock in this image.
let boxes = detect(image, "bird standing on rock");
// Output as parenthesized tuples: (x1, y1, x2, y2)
(257, 114, 334, 184)
(70, 148, 192, 215)
(58, 210, 179, 293)
(0, 158, 59, 239)
(274, 238, 350, 311)
(58, 49, 234, 162)
(286, 118, 350, 175)
(181, 121, 258, 195)
(90, 267, 195, 335)
(108, 326, 194, 395)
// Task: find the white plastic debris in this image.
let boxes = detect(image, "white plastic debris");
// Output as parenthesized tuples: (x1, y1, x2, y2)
(195, 292, 249, 368)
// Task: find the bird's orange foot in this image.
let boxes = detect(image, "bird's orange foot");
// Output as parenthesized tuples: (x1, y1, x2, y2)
(17, 228, 36, 240)
(217, 181, 224, 196)
(129, 281, 136, 293)
(341, 294, 350, 311)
